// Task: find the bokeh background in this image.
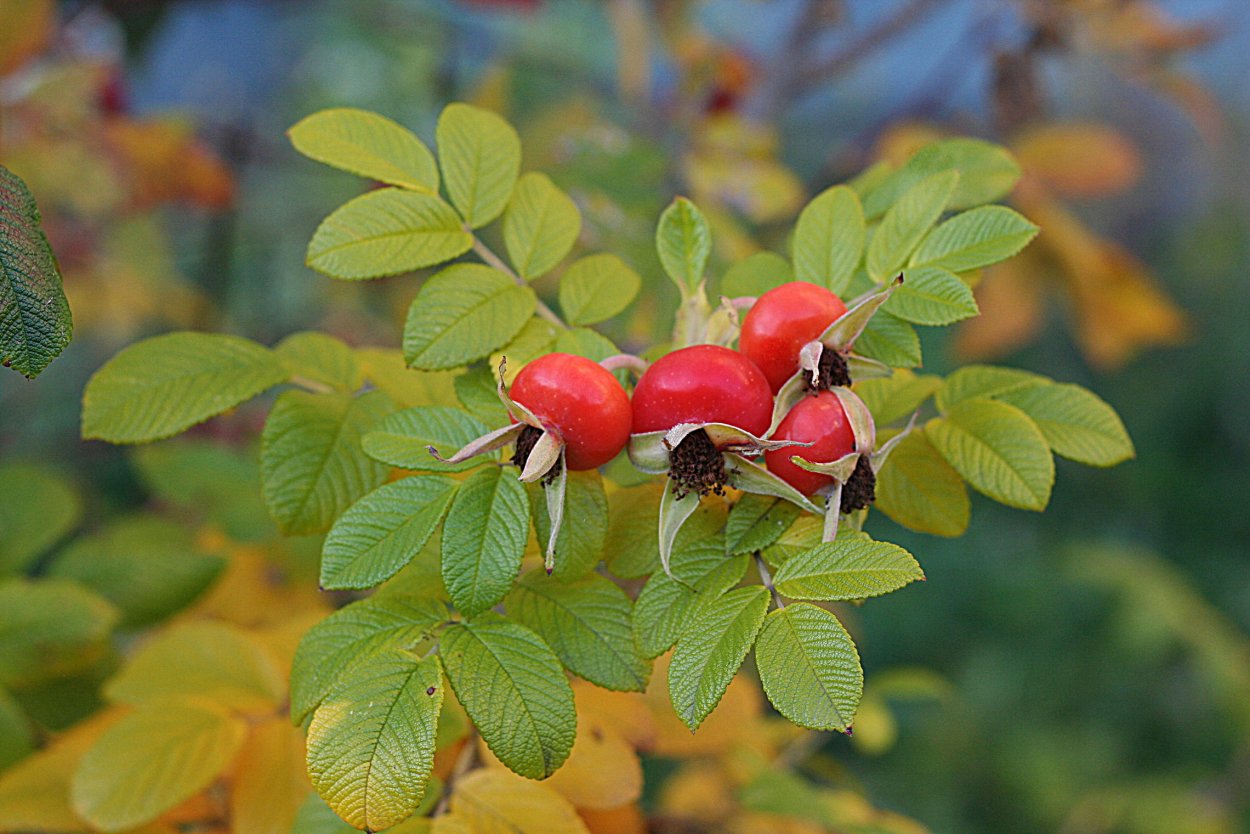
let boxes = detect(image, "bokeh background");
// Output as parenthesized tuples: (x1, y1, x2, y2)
(2, 2, 1248, 832)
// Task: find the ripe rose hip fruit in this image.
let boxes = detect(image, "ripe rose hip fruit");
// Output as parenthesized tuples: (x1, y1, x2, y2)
(765, 391, 856, 496)
(739, 282, 849, 393)
(509, 352, 631, 471)
(630, 344, 772, 437)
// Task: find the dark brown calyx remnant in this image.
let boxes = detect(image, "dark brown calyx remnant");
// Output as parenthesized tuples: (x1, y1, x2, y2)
(511, 424, 562, 485)
(810, 349, 851, 391)
(668, 429, 727, 499)
(840, 455, 876, 513)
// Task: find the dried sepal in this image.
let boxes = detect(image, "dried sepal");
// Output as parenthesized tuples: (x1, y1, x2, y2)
(428, 422, 525, 465)
(820, 275, 903, 352)
(541, 452, 568, 574)
(847, 354, 892, 381)
(788, 451, 860, 483)
(766, 372, 811, 438)
(723, 453, 822, 515)
(665, 421, 809, 456)
(829, 387, 877, 454)
(870, 411, 920, 473)
(658, 481, 701, 585)
(518, 429, 563, 483)
(628, 430, 671, 474)
(822, 485, 843, 542)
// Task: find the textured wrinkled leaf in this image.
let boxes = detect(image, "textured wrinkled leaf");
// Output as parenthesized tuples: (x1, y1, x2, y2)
(288, 107, 439, 192)
(935, 364, 1050, 412)
(527, 470, 607, 581)
(864, 138, 1020, 218)
(307, 188, 471, 279)
(854, 311, 921, 368)
(867, 171, 959, 282)
(441, 467, 529, 617)
(874, 431, 970, 537)
(504, 172, 582, 281)
(886, 265, 978, 325)
(0, 464, 80, 574)
(0, 578, 117, 689)
(725, 494, 802, 556)
(720, 251, 791, 298)
(455, 364, 510, 425)
(853, 370, 941, 427)
(0, 164, 71, 377)
(104, 620, 284, 711)
(997, 383, 1134, 466)
(439, 618, 575, 779)
(910, 205, 1037, 272)
(276, 331, 364, 392)
(506, 570, 649, 692)
(449, 769, 589, 834)
(793, 185, 864, 295)
(82, 332, 287, 444)
(71, 697, 247, 832)
(754, 603, 862, 732)
(358, 348, 460, 408)
(760, 514, 822, 567)
(290, 594, 447, 724)
(403, 264, 536, 371)
(363, 406, 495, 473)
(437, 103, 521, 228)
(772, 538, 923, 601)
(926, 398, 1054, 511)
(668, 586, 770, 730)
(230, 718, 309, 834)
(307, 652, 442, 831)
(321, 476, 458, 590)
(492, 317, 560, 371)
(261, 390, 394, 535)
(558, 254, 641, 325)
(656, 197, 710, 292)
(604, 483, 663, 579)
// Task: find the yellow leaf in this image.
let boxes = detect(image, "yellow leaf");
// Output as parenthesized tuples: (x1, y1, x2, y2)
(71, 697, 247, 832)
(432, 815, 474, 834)
(646, 654, 763, 757)
(954, 254, 1046, 361)
(229, 719, 310, 834)
(542, 715, 641, 810)
(848, 695, 897, 756)
(0, 0, 54, 75)
(449, 769, 590, 834)
(1013, 123, 1141, 198)
(571, 682, 656, 750)
(577, 803, 648, 834)
(101, 117, 234, 210)
(357, 348, 462, 409)
(873, 123, 947, 167)
(657, 761, 734, 825)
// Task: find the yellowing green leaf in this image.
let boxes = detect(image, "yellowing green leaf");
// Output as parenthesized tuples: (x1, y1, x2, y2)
(403, 264, 536, 371)
(504, 172, 582, 281)
(886, 265, 978, 326)
(656, 197, 711, 292)
(0, 578, 118, 689)
(437, 103, 521, 228)
(910, 205, 1037, 272)
(441, 467, 530, 618)
(772, 538, 924, 601)
(793, 185, 865, 295)
(71, 697, 247, 832)
(935, 364, 1049, 413)
(854, 311, 921, 368)
(760, 514, 822, 567)
(558, 254, 641, 325)
(307, 652, 442, 832)
(541, 713, 642, 810)
(874, 431, 970, 537)
(0, 464, 80, 575)
(926, 398, 1055, 511)
(754, 603, 862, 732)
(230, 718, 309, 834)
(725, 494, 802, 557)
(358, 348, 461, 408)
(852, 370, 941, 427)
(720, 251, 791, 298)
(527, 470, 607, 581)
(449, 768, 590, 834)
(288, 108, 439, 192)
(307, 188, 472, 280)
(867, 171, 959, 282)
(82, 332, 288, 444)
(996, 383, 1135, 467)
(276, 331, 364, 393)
(364, 406, 496, 473)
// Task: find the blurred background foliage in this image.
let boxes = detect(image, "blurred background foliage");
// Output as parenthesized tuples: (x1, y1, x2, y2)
(1, 1, 1248, 833)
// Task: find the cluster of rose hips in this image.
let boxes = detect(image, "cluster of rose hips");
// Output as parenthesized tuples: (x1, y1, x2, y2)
(434, 279, 895, 573)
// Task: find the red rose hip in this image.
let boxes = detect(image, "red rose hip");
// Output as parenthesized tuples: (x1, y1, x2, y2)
(630, 344, 772, 437)
(509, 353, 631, 470)
(765, 391, 857, 496)
(739, 282, 848, 393)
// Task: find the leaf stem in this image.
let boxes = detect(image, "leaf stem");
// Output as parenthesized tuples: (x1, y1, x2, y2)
(289, 374, 336, 394)
(471, 236, 568, 329)
(755, 553, 785, 610)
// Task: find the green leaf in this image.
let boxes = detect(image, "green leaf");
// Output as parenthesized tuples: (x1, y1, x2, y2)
(0, 164, 72, 378)
(288, 107, 439, 192)
(82, 332, 288, 444)
(358, 348, 461, 409)
(720, 251, 791, 298)
(935, 364, 1050, 413)
(505, 570, 649, 692)
(363, 406, 496, 473)
(403, 264, 536, 371)
(604, 484, 662, 579)
(492, 317, 560, 369)
(71, 696, 247, 832)
(47, 516, 224, 628)
(437, 102, 521, 228)
(668, 586, 770, 731)
(307, 652, 442, 831)
(455, 364, 511, 425)
(760, 514, 822, 567)
(261, 389, 394, 535)
(552, 327, 619, 364)
(754, 603, 862, 732)
(656, 197, 711, 292)
(439, 618, 576, 779)
(854, 311, 921, 368)
(321, 476, 458, 590)
(866, 170, 959, 282)
(276, 331, 364, 392)
(307, 188, 472, 280)
(0, 578, 118, 689)
(996, 383, 1135, 467)
(792, 185, 865, 295)
(874, 431, 970, 537)
(886, 265, 978, 325)
(527, 470, 607, 581)
(557, 254, 641, 325)
(926, 398, 1055, 511)
(104, 620, 284, 711)
(290, 594, 447, 724)
(853, 370, 941, 427)
(0, 687, 33, 771)
(0, 464, 80, 575)
(772, 538, 924, 601)
(863, 139, 1020, 218)
(132, 440, 271, 542)
(290, 794, 358, 834)
(441, 467, 529, 617)
(503, 172, 582, 281)
(910, 205, 1037, 272)
(725, 494, 802, 556)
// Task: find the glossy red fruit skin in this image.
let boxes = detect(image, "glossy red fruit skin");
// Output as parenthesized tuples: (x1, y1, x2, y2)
(765, 391, 856, 496)
(509, 353, 632, 470)
(739, 282, 849, 393)
(630, 344, 773, 437)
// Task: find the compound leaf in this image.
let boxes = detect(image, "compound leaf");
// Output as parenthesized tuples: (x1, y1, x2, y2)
(867, 170, 959, 282)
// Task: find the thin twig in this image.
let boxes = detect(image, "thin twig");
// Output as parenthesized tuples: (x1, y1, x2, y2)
(755, 553, 785, 610)
(471, 237, 567, 329)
